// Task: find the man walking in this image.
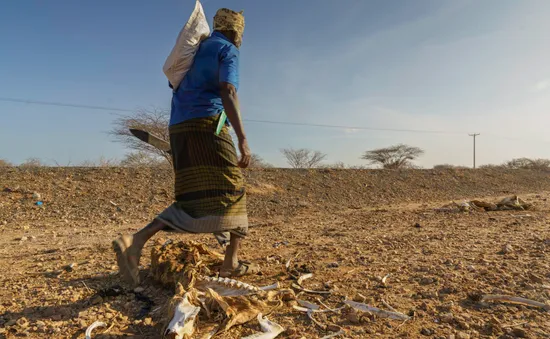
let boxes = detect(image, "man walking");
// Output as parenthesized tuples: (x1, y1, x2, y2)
(113, 8, 258, 286)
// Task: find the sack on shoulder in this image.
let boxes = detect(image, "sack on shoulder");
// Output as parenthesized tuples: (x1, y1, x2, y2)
(163, 0, 211, 90)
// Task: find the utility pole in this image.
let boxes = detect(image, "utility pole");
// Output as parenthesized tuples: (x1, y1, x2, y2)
(469, 133, 480, 169)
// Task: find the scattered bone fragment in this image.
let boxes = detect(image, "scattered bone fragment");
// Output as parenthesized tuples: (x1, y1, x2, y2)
(85, 321, 107, 339)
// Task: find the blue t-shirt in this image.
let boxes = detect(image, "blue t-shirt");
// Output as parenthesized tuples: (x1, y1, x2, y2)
(169, 31, 239, 126)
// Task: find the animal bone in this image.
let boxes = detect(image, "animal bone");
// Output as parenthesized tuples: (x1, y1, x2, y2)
(260, 282, 280, 291)
(481, 294, 550, 312)
(154, 241, 285, 338)
(320, 330, 345, 339)
(85, 321, 107, 339)
(297, 299, 320, 310)
(381, 273, 391, 286)
(164, 292, 201, 339)
(297, 273, 313, 285)
(293, 305, 345, 314)
(196, 276, 261, 296)
(316, 298, 345, 314)
(344, 300, 410, 321)
(292, 283, 331, 295)
(241, 313, 285, 339)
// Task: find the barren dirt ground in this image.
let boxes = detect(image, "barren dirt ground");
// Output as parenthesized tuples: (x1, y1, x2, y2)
(1, 168, 550, 338)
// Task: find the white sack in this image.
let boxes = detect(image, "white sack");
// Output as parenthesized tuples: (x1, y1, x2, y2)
(163, 0, 211, 90)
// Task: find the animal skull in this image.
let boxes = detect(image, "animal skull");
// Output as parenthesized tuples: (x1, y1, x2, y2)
(163, 291, 200, 339)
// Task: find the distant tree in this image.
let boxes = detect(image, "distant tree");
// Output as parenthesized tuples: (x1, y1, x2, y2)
(362, 144, 424, 169)
(0, 159, 12, 167)
(19, 158, 43, 167)
(249, 154, 273, 168)
(433, 164, 469, 170)
(281, 148, 327, 168)
(321, 161, 346, 169)
(79, 156, 120, 167)
(120, 151, 169, 168)
(504, 158, 550, 171)
(109, 108, 171, 166)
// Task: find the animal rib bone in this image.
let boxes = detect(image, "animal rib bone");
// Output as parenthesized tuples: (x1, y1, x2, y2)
(297, 299, 320, 310)
(481, 294, 550, 312)
(292, 283, 331, 294)
(196, 276, 261, 296)
(344, 300, 410, 321)
(85, 321, 107, 339)
(293, 305, 345, 314)
(241, 313, 285, 339)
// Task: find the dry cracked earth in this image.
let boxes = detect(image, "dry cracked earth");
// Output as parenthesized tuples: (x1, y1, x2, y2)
(1, 167, 550, 338)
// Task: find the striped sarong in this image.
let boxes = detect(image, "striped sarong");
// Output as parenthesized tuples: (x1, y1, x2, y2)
(156, 115, 248, 241)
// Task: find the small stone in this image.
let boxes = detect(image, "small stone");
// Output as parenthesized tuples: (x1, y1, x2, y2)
(353, 293, 367, 303)
(346, 311, 361, 324)
(18, 236, 28, 242)
(32, 192, 41, 200)
(91, 295, 104, 305)
(456, 332, 470, 339)
(35, 321, 46, 328)
(143, 317, 153, 326)
(420, 278, 434, 286)
(16, 317, 29, 328)
(420, 328, 434, 336)
(327, 262, 339, 268)
(511, 328, 527, 338)
(133, 286, 145, 293)
(502, 244, 514, 254)
(326, 324, 341, 332)
(440, 313, 454, 324)
(457, 319, 470, 330)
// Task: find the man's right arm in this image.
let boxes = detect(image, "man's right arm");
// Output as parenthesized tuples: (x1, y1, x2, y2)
(219, 46, 250, 168)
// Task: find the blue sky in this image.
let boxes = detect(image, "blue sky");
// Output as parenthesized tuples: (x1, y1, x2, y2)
(1, 0, 549, 167)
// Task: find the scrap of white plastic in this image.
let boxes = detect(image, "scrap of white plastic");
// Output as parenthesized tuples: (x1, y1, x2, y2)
(163, 0, 211, 90)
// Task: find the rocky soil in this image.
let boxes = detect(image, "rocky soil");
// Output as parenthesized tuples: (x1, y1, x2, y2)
(1, 167, 550, 338)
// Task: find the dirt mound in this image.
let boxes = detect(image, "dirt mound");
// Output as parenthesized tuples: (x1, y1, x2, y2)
(2, 167, 550, 225)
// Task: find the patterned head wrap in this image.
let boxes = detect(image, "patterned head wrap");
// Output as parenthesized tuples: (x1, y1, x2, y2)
(213, 8, 245, 37)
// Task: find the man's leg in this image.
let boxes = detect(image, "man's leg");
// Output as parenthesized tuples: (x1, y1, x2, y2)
(113, 219, 166, 285)
(213, 232, 231, 249)
(219, 233, 260, 277)
(220, 233, 242, 273)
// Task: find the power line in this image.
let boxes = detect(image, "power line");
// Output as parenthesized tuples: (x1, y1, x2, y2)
(0, 96, 468, 135)
(0, 97, 133, 113)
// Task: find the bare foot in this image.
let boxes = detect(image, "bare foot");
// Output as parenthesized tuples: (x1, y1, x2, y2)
(112, 235, 142, 286)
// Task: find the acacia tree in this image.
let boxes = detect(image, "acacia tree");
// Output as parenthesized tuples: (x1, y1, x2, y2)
(249, 154, 273, 168)
(281, 148, 326, 168)
(504, 158, 550, 170)
(362, 144, 424, 169)
(109, 108, 172, 166)
(19, 158, 43, 167)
